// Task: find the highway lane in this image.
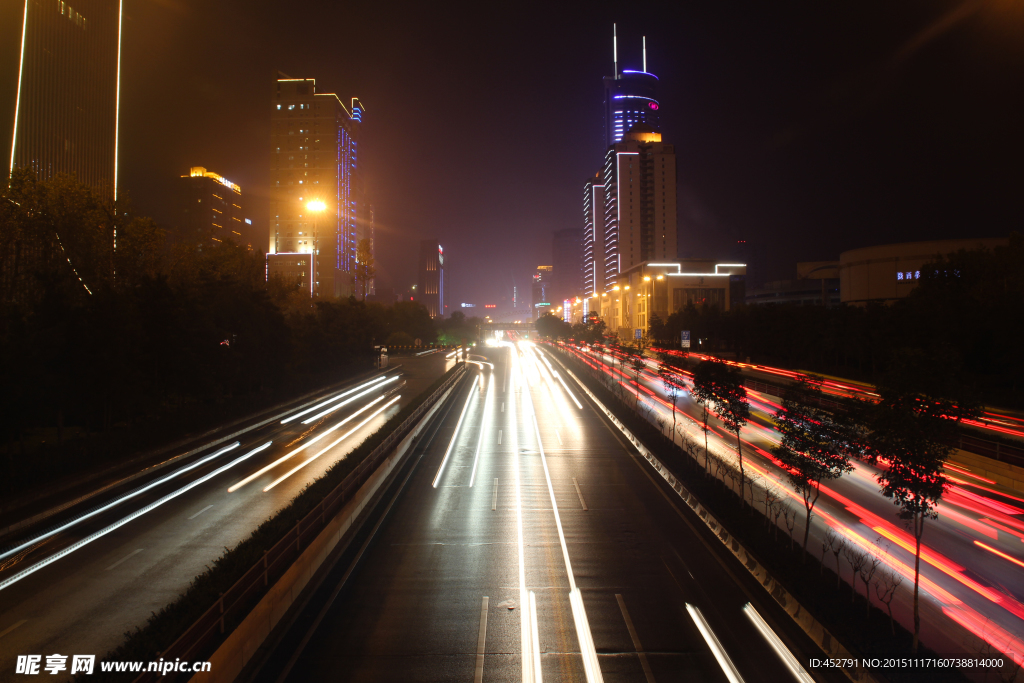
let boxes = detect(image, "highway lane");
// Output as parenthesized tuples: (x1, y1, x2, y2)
(0, 353, 455, 682)
(263, 342, 835, 682)
(562, 343, 1024, 670)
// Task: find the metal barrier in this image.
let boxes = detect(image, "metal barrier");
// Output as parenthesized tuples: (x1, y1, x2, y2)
(132, 365, 466, 683)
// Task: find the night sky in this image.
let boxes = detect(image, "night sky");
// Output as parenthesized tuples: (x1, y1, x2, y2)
(2, 0, 1023, 307)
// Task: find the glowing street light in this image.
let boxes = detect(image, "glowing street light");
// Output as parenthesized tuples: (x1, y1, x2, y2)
(307, 200, 326, 212)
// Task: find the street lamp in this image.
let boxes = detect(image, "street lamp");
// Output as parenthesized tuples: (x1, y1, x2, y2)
(305, 200, 326, 296)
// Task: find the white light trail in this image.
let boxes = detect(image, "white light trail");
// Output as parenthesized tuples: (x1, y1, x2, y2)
(9, 0, 28, 179)
(280, 375, 389, 424)
(431, 380, 476, 488)
(263, 396, 401, 492)
(742, 603, 813, 682)
(230, 395, 389, 492)
(469, 377, 493, 488)
(301, 377, 398, 424)
(0, 442, 271, 592)
(686, 603, 745, 683)
(0, 442, 240, 563)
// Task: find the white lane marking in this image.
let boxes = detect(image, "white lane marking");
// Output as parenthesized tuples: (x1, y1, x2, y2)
(530, 412, 603, 683)
(0, 442, 239, 563)
(229, 394, 388, 492)
(572, 477, 588, 511)
(0, 442, 271, 592)
(686, 603, 745, 683)
(616, 594, 656, 683)
(501, 402, 504, 412)
(265, 396, 401, 492)
(188, 505, 213, 520)
(475, 596, 489, 683)
(554, 430, 563, 445)
(508, 348, 537, 683)
(498, 429, 502, 444)
(105, 548, 144, 571)
(280, 375, 389, 424)
(0, 620, 27, 640)
(301, 377, 399, 424)
(432, 384, 476, 488)
(530, 590, 543, 682)
(492, 478, 499, 511)
(469, 378, 493, 488)
(742, 602, 813, 682)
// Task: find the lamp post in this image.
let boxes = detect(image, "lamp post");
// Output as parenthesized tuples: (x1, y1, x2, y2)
(306, 200, 325, 296)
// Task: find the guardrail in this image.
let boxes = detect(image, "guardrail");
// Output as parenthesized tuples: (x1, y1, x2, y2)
(132, 365, 466, 683)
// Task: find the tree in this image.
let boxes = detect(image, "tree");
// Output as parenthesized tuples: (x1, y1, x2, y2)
(772, 376, 854, 561)
(648, 313, 668, 343)
(658, 352, 682, 443)
(354, 238, 375, 300)
(866, 348, 981, 652)
(627, 339, 649, 411)
(535, 312, 570, 340)
(710, 363, 751, 507)
(691, 359, 724, 475)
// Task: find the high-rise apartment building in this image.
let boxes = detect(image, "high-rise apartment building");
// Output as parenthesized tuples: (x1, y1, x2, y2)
(417, 239, 444, 318)
(8, 0, 123, 194)
(268, 74, 365, 298)
(552, 228, 582, 306)
(177, 167, 251, 249)
(583, 125, 678, 295)
(601, 125, 677, 280)
(582, 173, 604, 295)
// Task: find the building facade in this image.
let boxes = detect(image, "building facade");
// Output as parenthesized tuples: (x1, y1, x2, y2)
(8, 0, 122, 195)
(839, 238, 1008, 305)
(591, 260, 746, 339)
(603, 70, 661, 148)
(532, 265, 553, 319)
(178, 167, 251, 249)
(268, 74, 365, 297)
(582, 173, 604, 296)
(592, 125, 677, 294)
(417, 239, 444, 318)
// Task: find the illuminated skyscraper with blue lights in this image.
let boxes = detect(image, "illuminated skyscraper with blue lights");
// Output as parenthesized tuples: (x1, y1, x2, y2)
(603, 29, 661, 147)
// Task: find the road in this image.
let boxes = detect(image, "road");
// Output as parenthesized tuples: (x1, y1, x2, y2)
(0, 352, 455, 682)
(257, 342, 835, 683)
(563, 343, 1024, 673)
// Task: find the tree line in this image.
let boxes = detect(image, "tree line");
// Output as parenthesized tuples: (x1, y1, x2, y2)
(0, 171, 455, 472)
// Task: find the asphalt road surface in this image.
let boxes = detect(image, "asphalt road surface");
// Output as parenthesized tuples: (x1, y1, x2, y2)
(258, 342, 837, 683)
(0, 352, 454, 682)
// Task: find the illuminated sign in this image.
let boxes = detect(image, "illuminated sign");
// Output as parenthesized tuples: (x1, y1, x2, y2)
(648, 102, 659, 110)
(484, 304, 496, 308)
(461, 303, 476, 308)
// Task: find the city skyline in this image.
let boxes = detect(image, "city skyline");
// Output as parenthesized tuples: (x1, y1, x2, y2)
(1, 2, 1022, 310)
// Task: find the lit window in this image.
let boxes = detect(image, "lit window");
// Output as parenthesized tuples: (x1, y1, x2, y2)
(276, 104, 281, 110)
(288, 104, 295, 110)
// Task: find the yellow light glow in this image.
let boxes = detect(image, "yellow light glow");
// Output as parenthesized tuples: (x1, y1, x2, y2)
(613, 286, 620, 291)
(624, 286, 630, 290)
(643, 276, 651, 281)
(656, 275, 664, 280)
(307, 200, 326, 212)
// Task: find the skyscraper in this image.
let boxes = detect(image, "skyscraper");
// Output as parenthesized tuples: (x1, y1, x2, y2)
(582, 173, 604, 295)
(532, 265, 553, 319)
(417, 239, 444, 319)
(601, 124, 677, 280)
(603, 27, 660, 148)
(8, 0, 123, 195)
(178, 167, 251, 249)
(268, 74, 365, 298)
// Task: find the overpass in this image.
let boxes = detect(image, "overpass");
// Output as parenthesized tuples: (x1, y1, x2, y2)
(478, 321, 535, 332)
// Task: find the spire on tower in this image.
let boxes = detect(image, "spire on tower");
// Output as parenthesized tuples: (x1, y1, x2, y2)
(613, 23, 618, 79)
(643, 36, 647, 73)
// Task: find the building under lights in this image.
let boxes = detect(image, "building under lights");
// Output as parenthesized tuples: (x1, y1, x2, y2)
(603, 70, 660, 148)
(7, 0, 123, 194)
(417, 239, 444, 319)
(532, 265, 553, 319)
(267, 73, 366, 297)
(177, 167, 252, 250)
(583, 124, 678, 298)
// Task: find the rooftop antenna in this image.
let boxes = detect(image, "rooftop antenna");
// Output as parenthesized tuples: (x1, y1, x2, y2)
(613, 23, 618, 79)
(643, 36, 647, 73)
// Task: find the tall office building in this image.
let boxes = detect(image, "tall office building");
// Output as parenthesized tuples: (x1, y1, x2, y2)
(582, 173, 604, 295)
(178, 167, 251, 249)
(552, 228, 582, 305)
(603, 27, 660, 148)
(532, 265, 553, 319)
(8, 0, 123, 194)
(267, 74, 365, 298)
(417, 239, 444, 318)
(601, 124, 677, 281)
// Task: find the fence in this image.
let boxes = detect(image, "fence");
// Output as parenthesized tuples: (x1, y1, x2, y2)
(132, 365, 466, 683)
